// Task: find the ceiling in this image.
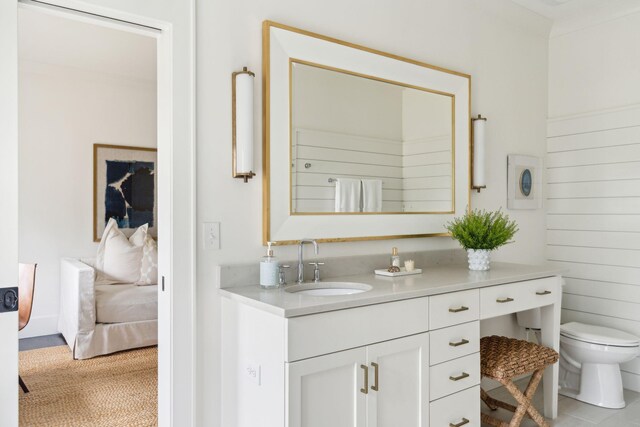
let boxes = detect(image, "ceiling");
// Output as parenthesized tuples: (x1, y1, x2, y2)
(510, 0, 623, 20)
(18, 7, 156, 82)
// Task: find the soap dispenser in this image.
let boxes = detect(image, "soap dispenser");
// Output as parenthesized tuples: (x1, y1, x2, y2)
(390, 247, 401, 268)
(260, 242, 280, 289)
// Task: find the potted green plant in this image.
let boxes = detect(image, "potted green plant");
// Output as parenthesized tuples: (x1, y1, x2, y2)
(445, 209, 518, 271)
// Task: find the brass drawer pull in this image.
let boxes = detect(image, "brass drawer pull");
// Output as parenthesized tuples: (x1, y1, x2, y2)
(360, 364, 368, 394)
(371, 362, 379, 391)
(449, 306, 469, 313)
(450, 418, 470, 427)
(536, 290, 551, 295)
(496, 297, 514, 303)
(449, 339, 470, 347)
(449, 372, 470, 382)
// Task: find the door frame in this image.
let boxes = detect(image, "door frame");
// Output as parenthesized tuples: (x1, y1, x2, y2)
(2, 0, 196, 425)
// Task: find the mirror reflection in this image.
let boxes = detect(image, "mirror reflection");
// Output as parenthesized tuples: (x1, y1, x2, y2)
(290, 61, 454, 214)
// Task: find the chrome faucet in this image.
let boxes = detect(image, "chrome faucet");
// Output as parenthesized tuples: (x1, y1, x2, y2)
(297, 239, 318, 283)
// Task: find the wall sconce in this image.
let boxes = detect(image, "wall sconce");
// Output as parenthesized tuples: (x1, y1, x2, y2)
(471, 114, 487, 192)
(232, 67, 256, 183)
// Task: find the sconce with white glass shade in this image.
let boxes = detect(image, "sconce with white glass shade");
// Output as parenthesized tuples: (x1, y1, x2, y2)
(232, 67, 256, 183)
(471, 114, 487, 192)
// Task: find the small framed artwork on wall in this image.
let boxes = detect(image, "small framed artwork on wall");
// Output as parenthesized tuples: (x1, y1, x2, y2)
(507, 154, 542, 210)
(93, 144, 157, 241)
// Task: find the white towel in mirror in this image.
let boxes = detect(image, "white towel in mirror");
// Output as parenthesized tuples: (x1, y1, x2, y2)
(334, 178, 361, 212)
(362, 179, 382, 212)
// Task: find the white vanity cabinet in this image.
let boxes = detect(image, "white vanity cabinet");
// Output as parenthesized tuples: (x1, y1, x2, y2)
(221, 296, 430, 427)
(287, 347, 367, 427)
(221, 266, 563, 427)
(287, 333, 429, 427)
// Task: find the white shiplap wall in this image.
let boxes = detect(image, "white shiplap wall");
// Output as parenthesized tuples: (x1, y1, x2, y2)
(547, 105, 640, 391)
(292, 128, 454, 213)
(402, 134, 453, 212)
(292, 128, 403, 212)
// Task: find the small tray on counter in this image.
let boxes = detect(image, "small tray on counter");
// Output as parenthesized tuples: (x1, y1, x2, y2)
(374, 267, 422, 277)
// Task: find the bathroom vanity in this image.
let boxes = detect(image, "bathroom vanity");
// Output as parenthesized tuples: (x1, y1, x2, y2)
(220, 262, 563, 427)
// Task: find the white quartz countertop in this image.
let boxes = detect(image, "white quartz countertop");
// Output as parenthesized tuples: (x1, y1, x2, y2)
(219, 262, 564, 318)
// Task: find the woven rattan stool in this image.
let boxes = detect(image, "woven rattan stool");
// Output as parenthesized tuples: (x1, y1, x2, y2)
(480, 335, 559, 427)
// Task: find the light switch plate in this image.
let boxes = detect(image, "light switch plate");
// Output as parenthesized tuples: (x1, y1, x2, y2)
(203, 222, 221, 250)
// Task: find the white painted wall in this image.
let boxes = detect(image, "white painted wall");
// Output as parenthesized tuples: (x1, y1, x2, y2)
(548, 8, 640, 391)
(196, 1, 551, 425)
(18, 60, 157, 338)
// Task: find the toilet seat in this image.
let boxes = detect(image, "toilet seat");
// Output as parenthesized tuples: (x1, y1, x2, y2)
(560, 322, 640, 348)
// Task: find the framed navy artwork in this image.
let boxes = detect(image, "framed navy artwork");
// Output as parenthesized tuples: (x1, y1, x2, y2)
(93, 144, 157, 241)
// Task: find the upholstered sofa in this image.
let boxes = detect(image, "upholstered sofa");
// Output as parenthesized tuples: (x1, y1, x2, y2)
(58, 257, 158, 359)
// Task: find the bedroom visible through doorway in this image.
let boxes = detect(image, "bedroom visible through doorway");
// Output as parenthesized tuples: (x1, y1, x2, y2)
(17, 5, 160, 425)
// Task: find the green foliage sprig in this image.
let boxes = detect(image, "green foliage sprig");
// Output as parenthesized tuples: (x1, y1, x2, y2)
(445, 209, 518, 251)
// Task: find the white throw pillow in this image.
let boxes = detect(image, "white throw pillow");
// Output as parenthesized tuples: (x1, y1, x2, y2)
(136, 234, 158, 286)
(95, 218, 148, 285)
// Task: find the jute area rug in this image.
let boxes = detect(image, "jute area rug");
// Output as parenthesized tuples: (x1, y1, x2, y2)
(19, 345, 157, 427)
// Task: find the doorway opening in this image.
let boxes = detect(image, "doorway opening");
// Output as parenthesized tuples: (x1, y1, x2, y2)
(17, 4, 162, 425)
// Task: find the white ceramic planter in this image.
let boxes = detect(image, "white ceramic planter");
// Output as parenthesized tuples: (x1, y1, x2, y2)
(467, 249, 490, 271)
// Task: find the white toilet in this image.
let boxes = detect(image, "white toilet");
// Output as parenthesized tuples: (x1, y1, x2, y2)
(558, 322, 640, 408)
(517, 309, 640, 409)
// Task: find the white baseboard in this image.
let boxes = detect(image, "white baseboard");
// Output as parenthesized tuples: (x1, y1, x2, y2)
(19, 314, 59, 339)
(622, 371, 640, 393)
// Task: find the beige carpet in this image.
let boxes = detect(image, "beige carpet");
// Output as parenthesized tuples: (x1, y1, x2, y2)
(19, 345, 157, 427)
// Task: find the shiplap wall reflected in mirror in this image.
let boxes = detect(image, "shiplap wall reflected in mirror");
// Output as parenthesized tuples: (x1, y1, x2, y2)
(291, 61, 454, 214)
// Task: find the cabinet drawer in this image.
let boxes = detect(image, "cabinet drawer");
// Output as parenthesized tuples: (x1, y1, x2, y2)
(430, 386, 481, 427)
(429, 289, 479, 330)
(480, 277, 559, 319)
(430, 352, 480, 401)
(286, 297, 429, 362)
(430, 321, 480, 366)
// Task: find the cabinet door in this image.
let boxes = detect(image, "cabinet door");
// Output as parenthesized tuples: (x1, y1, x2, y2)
(366, 333, 430, 427)
(287, 347, 367, 427)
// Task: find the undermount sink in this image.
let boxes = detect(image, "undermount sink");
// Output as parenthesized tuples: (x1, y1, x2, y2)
(285, 282, 372, 296)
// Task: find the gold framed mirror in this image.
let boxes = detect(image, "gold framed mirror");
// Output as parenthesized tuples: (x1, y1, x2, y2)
(263, 21, 470, 244)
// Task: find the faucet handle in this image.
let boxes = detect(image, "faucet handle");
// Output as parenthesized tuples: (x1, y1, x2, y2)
(308, 262, 324, 283)
(278, 265, 290, 286)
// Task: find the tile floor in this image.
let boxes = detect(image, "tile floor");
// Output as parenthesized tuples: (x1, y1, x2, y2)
(482, 379, 640, 426)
